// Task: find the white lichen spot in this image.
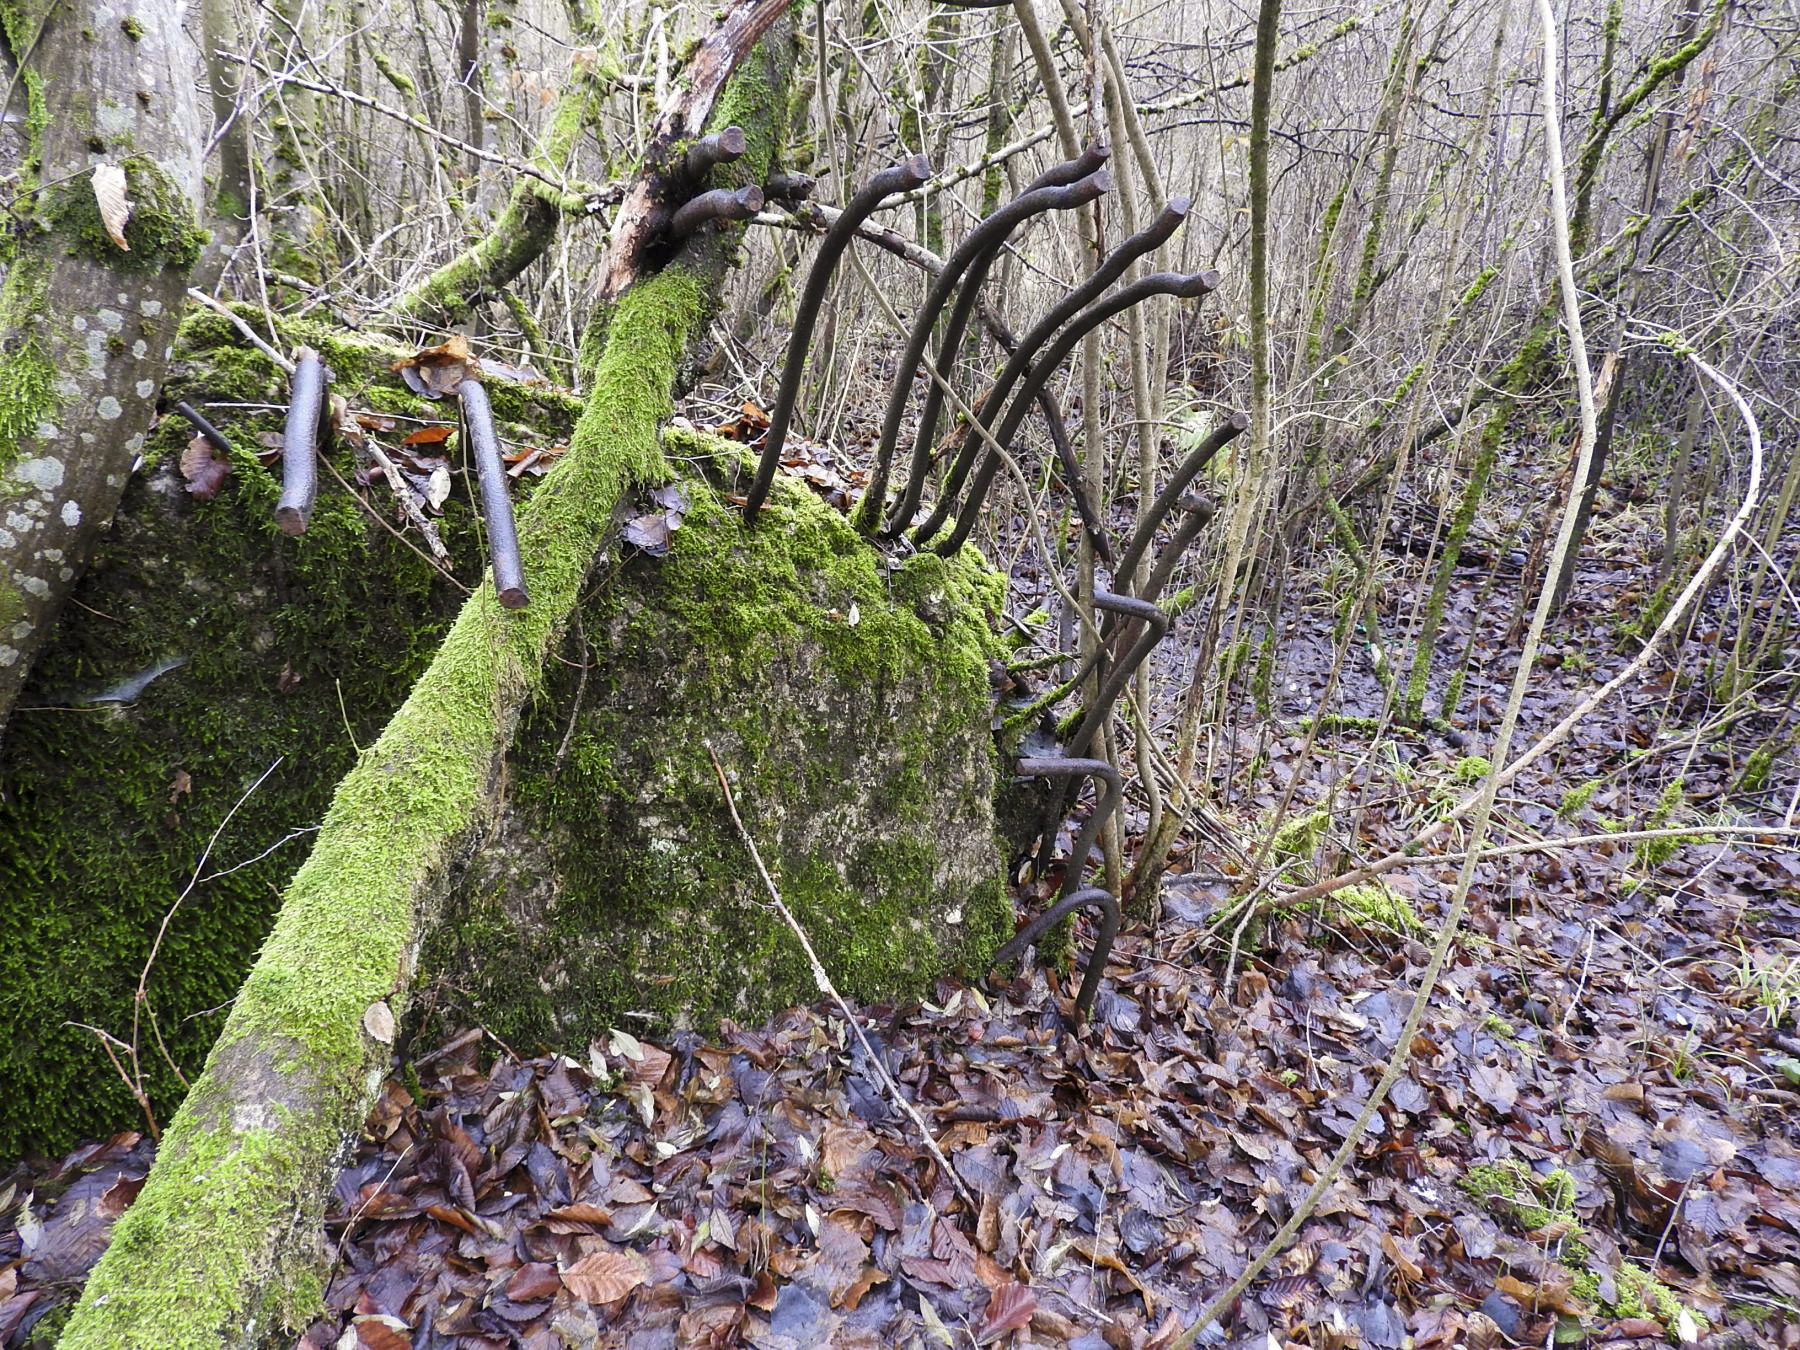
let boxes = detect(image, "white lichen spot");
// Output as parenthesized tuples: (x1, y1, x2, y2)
(9, 623, 26, 641)
(42, 548, 62, 562)
(59, 567, 73, 581)
(5, 511, 31, 533)
(132, 340, 148, 359)
(135, 380, 154, 399)
(96, 396, 123, 421)
(33, 420, 58, 441)
(139, 298, 164, 318)
(14, 457, 63, 491)
(126, 432, 145, 452)
(96, 309, 125, 334)
(231, 1103, 273, 1133)
(20, 576, 48, 598)
(72, 316, 88, 332)
(59, 501, 80, 528)
(0, 530, 12, 549)
(0, 646, 16, 668)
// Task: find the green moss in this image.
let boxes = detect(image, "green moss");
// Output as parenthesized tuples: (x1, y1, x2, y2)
(1451, 755, 1492, 784)
(119, 14, 144, 38)
(1461, 1161, 1581, 1241)
(0, 331, 56, 470)
(1634, 777, 1694, 869)
(1269, 806, 1330, 863)
(1324, 881, 1422, 934)
(0, 308, 583, 1157)
(44, 154, 207, 274)
(1559, 779, 1600, 819)
(415, 446, 1009, 1046)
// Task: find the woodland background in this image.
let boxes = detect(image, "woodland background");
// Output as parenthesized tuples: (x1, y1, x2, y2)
(1, 0, 1799, 1344)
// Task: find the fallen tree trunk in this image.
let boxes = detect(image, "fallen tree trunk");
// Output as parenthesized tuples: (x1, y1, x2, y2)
(60, 8, 806, 1343)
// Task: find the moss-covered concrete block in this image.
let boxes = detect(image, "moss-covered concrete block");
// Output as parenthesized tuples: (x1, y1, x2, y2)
(414, 440, 1013, 1045)
(0, 309, 580, 1157)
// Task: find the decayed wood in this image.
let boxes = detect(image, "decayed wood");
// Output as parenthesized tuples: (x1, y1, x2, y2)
(593, 0, 793, 298)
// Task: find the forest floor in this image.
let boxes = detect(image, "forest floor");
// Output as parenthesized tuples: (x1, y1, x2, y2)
(2, 399, 1797, 1349)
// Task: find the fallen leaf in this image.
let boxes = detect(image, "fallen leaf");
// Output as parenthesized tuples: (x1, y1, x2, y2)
(401, 425, 455, 446)
(180, 435, 233, 501)
(561, 1246, 648, 1304)
(91, 164, 131, 250)
(362, 1002, 395, 1044)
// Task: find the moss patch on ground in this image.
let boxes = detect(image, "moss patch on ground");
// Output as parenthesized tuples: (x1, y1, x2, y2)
(0, 308, 579, 1157)
(1461, 1159, 1703, 1340)
(414, 435, 1012, 1047)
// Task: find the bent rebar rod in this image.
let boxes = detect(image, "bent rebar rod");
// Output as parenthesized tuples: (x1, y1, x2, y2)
(854, 162, 1114, 534)
(669, 184, 764, 236)
(991, 887, 1119, 1022)
(743, 155, 932, 525)
(275, 347, 326, 536)
(909, 197, 1192, 550)
(1133, 494, 1216, 618)
(1003, 753, 1123, 1021)
(883, 143, 1113, 535)
(459, 379, 529, 609)
(1064, 591, 1169, 762)
(1111, 410, 1247, 586)
(936, 269, 1220, 557)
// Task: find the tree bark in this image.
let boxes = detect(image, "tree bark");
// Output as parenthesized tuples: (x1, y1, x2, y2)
(59, 9, 800, 1344)
(0, 0, 206, 745)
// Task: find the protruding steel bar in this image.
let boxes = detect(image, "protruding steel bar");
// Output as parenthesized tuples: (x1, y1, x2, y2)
(1064, 591, 1168, 761)
(685, 125, 747, 177)
(275, 347, 325, 536)
(854, 161, 1113, 534)
(1112, 410, 1247, 587)
(935, 269, 1220, 557)
(174, 400, 232, 454)
(764, 170, 816, 200)
(1016, 755, 1121, 904)
(669, 183, 764, 236)
(991, 887, 1119, 1022)
(743, 155, 933, 525)
(909, 197, 1190, 551)
(1134, 494, 1216, 615)
(880, 147, 1112, 537)
(459, 379, 529, 610)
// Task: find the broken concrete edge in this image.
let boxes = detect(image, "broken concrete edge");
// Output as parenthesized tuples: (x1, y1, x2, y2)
(58, 23, 797, 1347)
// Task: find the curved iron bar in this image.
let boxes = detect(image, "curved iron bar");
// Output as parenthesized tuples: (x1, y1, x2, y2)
(173, 400, 233, 453)
(1111, 410, 1247, 586)
(885, 149, 1136, 538)
(991, 887, 1119, 1022)
(935, 269, 1219, 557)
(668, 183, 764, 237)
(909, 197, 1191, 550)
(1133, 494, 1216, 617)
(854, 163, 1113, 533)
(1064, 592, 1168, 761)
(685, 125, 747, 177)
(742, 155, 932, 525)
(1016, 754, 1122, 904)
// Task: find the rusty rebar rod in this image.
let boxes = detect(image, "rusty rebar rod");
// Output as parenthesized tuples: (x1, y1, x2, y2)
(855, 160, 1113, 534)
(274, 347, 326, 536)
(991, 887, 1118, 1022)
(685, 125, 747, 178)
(1134, 494, 1216, 615)
(935, 269, 1219, 557)
(1064, 591, 1169, 762)
(908, 196, 1190, 550)
(458, 379, 529, 610)
(764, 169, 815, 200)
(669, 183, 764, 237)
(1017, 755, 1121, 904)
(1112, 411, 1247, 587)
(882, 146, 1115, 536)
(173, 400, 232, 454)
(743, 155, 933, 525)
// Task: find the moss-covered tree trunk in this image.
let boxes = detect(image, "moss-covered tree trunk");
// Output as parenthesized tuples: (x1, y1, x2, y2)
(57, 8, 812, 1344)
(0, 0, 206, 743)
